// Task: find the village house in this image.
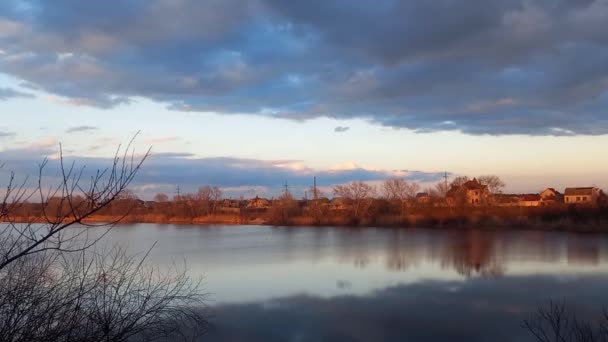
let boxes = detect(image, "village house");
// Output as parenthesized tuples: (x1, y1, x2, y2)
(246, 196, 271, 209)
(446, 178, 490, 206)
(564, 187, 601, 205)
(328, 197, 352, 211)
(539, 188, 563, 206)
(520, 194, 541, 207)
(494, 194, 521, 207)
(415, 192, 432, 204)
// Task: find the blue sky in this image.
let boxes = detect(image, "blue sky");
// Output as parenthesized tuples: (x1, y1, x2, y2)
(1, 0, 608, 199)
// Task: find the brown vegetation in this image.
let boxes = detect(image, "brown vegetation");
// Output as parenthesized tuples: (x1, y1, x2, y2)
(6, 175, 608, 231)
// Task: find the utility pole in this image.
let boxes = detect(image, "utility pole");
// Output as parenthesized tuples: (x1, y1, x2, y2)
(313, 176, 317, 200)
(176, 185, 182, 200)
(443, 172, 449, 197)
(283, 181, 289, 197)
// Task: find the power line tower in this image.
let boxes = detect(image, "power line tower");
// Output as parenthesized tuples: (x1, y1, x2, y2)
(443, 172, 449, 197)
(313, 176, 318, 200)
(176, 185, 182, 200)
(283, 181, 289, 198)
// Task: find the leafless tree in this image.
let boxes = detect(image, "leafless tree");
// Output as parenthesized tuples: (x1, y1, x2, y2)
(0, 136, 148, 270)
(478, 174, 506, 194)
(382, 178, 419, 201)
(0, 137, 207, 341)
(524, 301, 608, 342)
(435, 181, 449, 198)
(197, 186, 223, 215)
(267, 189, 299, 225)
(333, 181, 376, 221)
(154, 193, 169, 202)
(450, 176, 470, 188)
(382, 178, 419, 216)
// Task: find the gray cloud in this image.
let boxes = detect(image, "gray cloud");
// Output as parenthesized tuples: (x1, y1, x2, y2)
(1, 1, 607, 135)
(0, 87, 34, 100)
(334, 126, 349, 133)
(0, 147, 444, 199)
(0, 131, 16, 139)
(65, 125, 99, 133)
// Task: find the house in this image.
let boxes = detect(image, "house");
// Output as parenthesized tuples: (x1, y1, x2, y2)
(599, 190, 608, 206)
(520, 194, 541, 207)
(446, 178, 490, 206)
(247, 196, 271, 209)
(328, 197, 352, 210)
(564, 187, 601, 205)
(494, 194, 521, 207)
(539, 188, 563, 206)
(220, 199, 242, 208)
(415, 192, 431, 204)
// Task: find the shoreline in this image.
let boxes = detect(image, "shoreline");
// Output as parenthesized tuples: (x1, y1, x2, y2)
(5, 212, 608, 233)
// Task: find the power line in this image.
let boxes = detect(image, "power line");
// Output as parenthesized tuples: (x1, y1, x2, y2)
(283, 181, 289, 197)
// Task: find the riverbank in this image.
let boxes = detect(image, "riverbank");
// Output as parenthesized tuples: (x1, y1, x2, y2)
(6, 206, 608, 233)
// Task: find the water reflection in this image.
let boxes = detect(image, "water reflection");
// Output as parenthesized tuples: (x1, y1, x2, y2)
(94, 225, 608, 305)
(92, 225, 608, 341)
(204, 275, 608, 342)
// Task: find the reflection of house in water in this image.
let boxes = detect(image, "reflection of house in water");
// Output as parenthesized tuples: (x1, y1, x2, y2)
(567, 235, 600, 265)
(440, 230, 504, 277)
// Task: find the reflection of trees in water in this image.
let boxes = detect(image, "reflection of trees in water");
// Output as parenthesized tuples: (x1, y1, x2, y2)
(308, 227, 606, 276)
(384, 230, 424, 271)
(567, 234, 600, 265)
(438, 230, 505, 277)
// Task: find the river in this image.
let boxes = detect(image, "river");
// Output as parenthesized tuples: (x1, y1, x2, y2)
(98, 224, 608, 341)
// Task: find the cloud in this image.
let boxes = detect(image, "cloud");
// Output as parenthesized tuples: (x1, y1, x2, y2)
(0, 147, 444, 199)
(0, 87, 34, 100)
(1, 1, 607, 134)
(65, 125, 99, 133)
(334, 126, 350, 133)
(0, 131, 16, 139)
(144, 136, 179, 144)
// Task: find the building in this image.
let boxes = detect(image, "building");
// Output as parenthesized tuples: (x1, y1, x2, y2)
(564, 187, 601, 205)
(247, 196, 271, 209)
(520, 194, 541, 207)
(539, 188, 563, 206)
(328, 197, 352, 210)
(415, 192, 431, 204)
(446, 178, 490, 206)
(494, 194, 521, 207)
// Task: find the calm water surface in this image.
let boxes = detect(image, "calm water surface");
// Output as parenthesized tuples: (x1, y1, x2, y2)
(100, 224, 608, 341)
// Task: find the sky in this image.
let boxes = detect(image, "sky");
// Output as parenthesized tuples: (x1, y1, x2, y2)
(1, 0, 608, 199)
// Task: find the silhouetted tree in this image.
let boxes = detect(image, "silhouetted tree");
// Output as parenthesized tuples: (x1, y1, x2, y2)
(524, 301, 608, 342)
(0, 137, 207, 341)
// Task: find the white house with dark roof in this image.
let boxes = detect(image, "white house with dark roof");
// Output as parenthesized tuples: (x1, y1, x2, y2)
(564, 187, 601, 205)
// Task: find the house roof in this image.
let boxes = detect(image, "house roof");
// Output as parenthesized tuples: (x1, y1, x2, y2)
(522, 194, 541, 201)
(330, 197, 352, 205)
(564, 187, 596, 196)
(494, 194, 520, 202)
(416, 192, 430, 198)
(446, 178, 488, 197)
